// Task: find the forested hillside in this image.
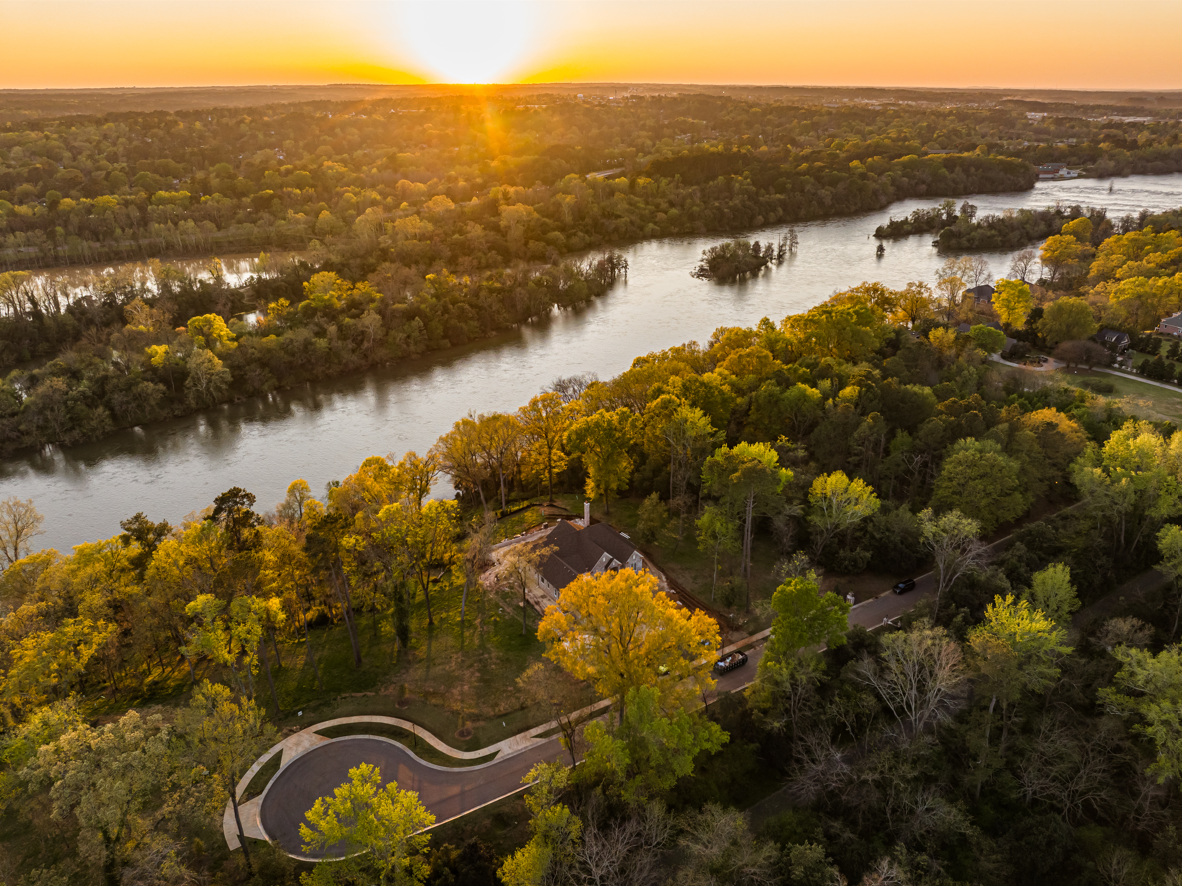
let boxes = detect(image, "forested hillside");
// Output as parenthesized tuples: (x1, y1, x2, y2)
(5, 274, 1182, 884)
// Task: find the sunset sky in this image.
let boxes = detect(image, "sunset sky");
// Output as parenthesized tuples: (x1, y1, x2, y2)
(4, 0, 1181, 91)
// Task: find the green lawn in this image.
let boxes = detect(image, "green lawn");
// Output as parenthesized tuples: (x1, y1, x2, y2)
(241, 751, 283, 801)
(85, 560, 589, 753)
(1056, 368, 1182, 423)
(1129, 339, 1182, 372)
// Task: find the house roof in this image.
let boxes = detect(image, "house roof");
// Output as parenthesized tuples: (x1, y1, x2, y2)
(965, 284, 995, 301)
(538, 521, 638, 592)
(1098, 329, 1131, 343)
(1161, 315, 1182, 329)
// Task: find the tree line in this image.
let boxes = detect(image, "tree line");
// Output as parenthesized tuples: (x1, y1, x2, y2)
(5, 273, 1182, 882)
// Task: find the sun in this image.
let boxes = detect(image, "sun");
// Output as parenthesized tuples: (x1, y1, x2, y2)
(397, 1, 537, 84)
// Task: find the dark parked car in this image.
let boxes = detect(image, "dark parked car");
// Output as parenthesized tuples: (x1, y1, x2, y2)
(892, 578, 917, 595)
(714, 650, 749, 675)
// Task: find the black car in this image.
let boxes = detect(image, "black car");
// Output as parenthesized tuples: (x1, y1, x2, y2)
(892, 578, 917, 595)
(713, 650, 749, 675)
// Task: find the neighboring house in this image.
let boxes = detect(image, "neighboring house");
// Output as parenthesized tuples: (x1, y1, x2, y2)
(1158, 312, 1182, 337)
(957, 321, 1003, 333)
(964, 284, 996, 306)
(1096, 329, 1132, 353)
(536, 519, 646, 598)
(1036, 163, 1068, 180)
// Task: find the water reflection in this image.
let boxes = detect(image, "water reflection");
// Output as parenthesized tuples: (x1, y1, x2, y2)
(7, 174, 1182, 551)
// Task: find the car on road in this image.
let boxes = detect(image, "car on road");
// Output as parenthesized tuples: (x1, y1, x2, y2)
(892, 578, 917, 595)
(714, 650, 748, 675)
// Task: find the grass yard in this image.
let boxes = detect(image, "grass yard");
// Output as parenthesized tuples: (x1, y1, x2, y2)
(1129, 340, 1182, 373)
(490, 501, 547, 542)
(241, 751, 283, 801)
(85, 559, 591, 753)
(1055, 368, 1182, 423)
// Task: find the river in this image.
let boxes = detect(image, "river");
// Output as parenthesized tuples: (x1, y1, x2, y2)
(6, 173, 1182, 552)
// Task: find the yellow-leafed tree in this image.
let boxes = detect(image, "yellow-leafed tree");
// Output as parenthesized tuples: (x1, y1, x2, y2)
(538, 568, 719, 722)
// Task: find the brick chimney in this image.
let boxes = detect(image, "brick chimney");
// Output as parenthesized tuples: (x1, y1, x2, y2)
(583, 501, 591, 527)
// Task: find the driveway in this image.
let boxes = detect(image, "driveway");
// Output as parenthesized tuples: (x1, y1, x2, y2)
(260, 735, 563, 858)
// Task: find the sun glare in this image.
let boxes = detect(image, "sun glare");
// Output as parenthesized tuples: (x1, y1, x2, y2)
(397, 1, 536, 84)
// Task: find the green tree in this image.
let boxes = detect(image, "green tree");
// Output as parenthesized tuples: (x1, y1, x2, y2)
(1071, 420, 1182, 556)
(696, 506, 739, 601)
(581, 685, 727, 804)
(380, 498, 460, 626)
(702, 442, 792, 606)
(931, 438, 1028, 532)
(762, 571, 851, 664)
(25, 710, 170, 886)
(1102, 645, 1182, 788)
(969, 595, 1071, 776)
(1156, 524, 1182, 640)
(1024, 562, 1080, 626)
(806, 470, 881, 559)
(1037, 296, 1097, 346)
(635, 492, 667, 544)
(498, 762, 581, 886)
(992, 279, 1033, 328)
(184, 347, 231, 407)
(175, 681, 277, 877)
(300, 762, 435, 886)
(518, 392, 572, 503)
(969, 323, 1006, 354)
(565, 408, 637, 515)
(663, 403, 722, 535)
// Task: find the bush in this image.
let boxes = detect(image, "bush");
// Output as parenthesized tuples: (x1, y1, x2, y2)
(1079, 377, 1115, 393)
(635, 492, 668, 543)
(826, 548, 872, 574)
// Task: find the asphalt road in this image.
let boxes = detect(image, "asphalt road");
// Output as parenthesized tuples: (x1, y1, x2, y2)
(261, 736, 565, 858)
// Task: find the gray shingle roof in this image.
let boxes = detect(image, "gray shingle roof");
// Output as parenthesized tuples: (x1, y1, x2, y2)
(539, 521, 638, 592)
(964, 284, 996, 302)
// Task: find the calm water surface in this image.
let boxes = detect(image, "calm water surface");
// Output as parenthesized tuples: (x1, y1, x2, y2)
(7, 174, 1182, 551)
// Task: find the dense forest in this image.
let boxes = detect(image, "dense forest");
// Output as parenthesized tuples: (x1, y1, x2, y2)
(1, 91, 1181, 457)
(2, 205, 1182, 458)
(4, 91, 1182, 886)
(2, 90, 1179, 274)
(5, 260, 1182, 883)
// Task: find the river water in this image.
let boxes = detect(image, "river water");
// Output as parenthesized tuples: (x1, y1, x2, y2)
(7, 173, 1182, 552)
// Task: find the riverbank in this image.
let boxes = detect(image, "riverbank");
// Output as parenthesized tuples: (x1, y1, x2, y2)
(6, 172, 1182, 553)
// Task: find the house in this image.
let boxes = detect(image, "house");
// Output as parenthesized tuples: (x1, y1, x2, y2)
(1096, 329, 1132, 353)
(1036, 163, 1068, 180)
(1158, 313, 1182, 337)
(964, 284, 995, 306)
(958, 321, 1003, 334)
(535, 517, 646, 598)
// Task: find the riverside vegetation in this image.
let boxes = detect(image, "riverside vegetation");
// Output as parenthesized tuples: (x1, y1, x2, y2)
(5, 93, 1182, 885)
(6, 262, 1182, 884)
(4, 91, 1182, 455)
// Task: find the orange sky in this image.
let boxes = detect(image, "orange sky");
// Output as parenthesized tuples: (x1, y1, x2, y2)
(3, 0, 1181, 91)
